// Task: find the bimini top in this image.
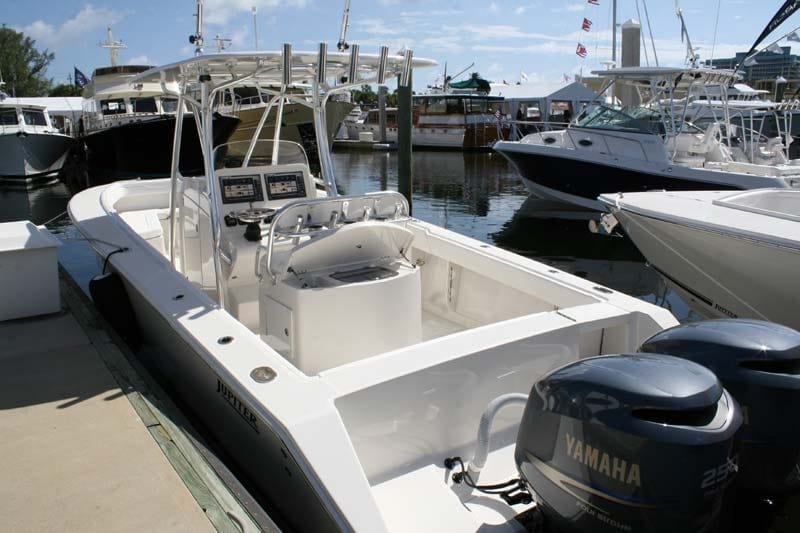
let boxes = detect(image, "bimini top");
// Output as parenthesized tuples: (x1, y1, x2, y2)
(130, 49, 437, 90)
(590, 66, 739, 89)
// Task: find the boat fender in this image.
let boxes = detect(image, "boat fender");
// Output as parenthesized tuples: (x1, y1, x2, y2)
(89, 272, 143, 352)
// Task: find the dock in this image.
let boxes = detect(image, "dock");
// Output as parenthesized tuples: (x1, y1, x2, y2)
(0, 270, 275, 532)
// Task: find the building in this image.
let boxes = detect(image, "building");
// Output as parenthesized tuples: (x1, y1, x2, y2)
(705, 46, 800, 100)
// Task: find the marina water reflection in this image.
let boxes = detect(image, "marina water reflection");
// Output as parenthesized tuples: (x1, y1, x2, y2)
(0, 150, 695, 322)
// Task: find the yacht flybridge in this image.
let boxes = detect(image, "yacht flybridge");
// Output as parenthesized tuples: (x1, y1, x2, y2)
(69, 47, 688, 531)
(494, 67, 800, 211)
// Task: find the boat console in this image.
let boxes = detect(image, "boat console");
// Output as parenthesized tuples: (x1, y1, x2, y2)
(206, 162, 421, 374)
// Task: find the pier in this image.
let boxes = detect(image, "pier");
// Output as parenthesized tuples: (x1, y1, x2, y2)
(0, 270, 274, 532)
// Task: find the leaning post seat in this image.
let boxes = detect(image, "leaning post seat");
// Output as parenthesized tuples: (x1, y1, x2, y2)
(258, 193, 422, 374)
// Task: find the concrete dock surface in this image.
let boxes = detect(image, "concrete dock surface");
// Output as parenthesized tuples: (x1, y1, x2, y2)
(0, 274, 264, 532)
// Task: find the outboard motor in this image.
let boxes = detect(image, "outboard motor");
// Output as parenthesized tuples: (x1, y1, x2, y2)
(640, 319, 800, 494)
(515, 354, 741, 533)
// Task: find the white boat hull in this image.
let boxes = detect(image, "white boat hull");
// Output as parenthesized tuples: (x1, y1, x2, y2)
(69, 179, 677, 532)
(612, 206, 800, 329)
(0, 132, 73, 178)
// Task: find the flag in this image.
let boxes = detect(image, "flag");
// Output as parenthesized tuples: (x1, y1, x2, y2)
(563, 73, 571, 83)
(788, 31, 800, 42)
(588, 0, 599, 4)
(582, 18, 593, 31)
(742, 0, 800, 64)
(74, 67, 88, 88)
(576, 43, 588, 58)
(520, 70, 528, 83)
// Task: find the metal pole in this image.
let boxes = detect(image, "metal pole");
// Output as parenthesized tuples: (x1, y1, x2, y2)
(378, 85, 387, 143)
(397, 72, 413, 214)
(168, 92, 186, 266)
(200, 80, 227, 309)
(252, 6, 258, 51)
(612, 0, 617, 65)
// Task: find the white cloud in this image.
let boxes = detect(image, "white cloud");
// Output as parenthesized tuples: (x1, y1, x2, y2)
(20, 5, 126, 49)
(204, 0, 309, 26)
(127, 54, 152, 65)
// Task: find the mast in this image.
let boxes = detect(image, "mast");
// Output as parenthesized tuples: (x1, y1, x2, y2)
(189, 0, 204, 56)
(612, 0, 617, 66)
(337, 0, 351, 51)
(252, 6, 259, 51)
(99, 27, 127, 66)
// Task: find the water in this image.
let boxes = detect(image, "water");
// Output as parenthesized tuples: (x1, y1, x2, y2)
(0, 150, 695, 321)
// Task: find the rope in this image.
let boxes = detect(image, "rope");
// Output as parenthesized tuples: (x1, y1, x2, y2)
(710, 0, 722, 62)
(634, 0, 650, 66)
(642, 0, 659, 66)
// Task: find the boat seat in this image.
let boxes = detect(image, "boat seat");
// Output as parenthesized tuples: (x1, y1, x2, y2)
(119, 210, 166, 253)
(259, 221, 422, 375)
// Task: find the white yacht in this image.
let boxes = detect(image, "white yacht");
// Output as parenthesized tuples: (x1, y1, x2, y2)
(0, 100, 73, 185)
(494, 67, 800, 211)
(348, 92, 507, 149)
(599, 189, 800, 330)
(69, 48, 679, 531)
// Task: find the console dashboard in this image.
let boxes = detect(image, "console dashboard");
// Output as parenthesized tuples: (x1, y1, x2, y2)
(218, 164, 311, 208)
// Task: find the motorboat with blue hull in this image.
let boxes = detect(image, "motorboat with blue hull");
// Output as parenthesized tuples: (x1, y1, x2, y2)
(599, 188, 800, 331)
(494, 67, 800, 211)
(0, 101, 74, 187)
(73, 46, 800, 532)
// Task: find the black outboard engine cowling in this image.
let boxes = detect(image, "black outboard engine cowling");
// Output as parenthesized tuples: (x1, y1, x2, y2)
(515, 354, 741, 533)
(640, 319, 800, 494)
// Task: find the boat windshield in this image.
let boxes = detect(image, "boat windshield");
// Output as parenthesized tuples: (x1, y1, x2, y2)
(214, 140, 310, 170)
(576, 105, 664, 135)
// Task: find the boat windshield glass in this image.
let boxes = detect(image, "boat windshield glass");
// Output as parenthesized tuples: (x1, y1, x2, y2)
(161, 98, 179, 113)
(101, 99, 128, 115)
(0, 108, 18, 125)
(576, 105, 664, 134)
(22, 109, 47, 126)
(131, 97, 157, 113)
(214, 140, 310, 170)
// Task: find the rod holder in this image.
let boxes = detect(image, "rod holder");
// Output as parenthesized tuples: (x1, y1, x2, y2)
(317, 42, 328, 84)
(400, 49, 413, 87)
(348, 44, 360, 84)
(377, 46, 389, 85)
(282, 43, 293, 86)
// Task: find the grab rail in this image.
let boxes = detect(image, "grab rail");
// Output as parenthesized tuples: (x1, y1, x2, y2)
(258, 191, 410, 283)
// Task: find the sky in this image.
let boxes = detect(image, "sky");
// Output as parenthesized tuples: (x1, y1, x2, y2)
(1, 0, 794, 94)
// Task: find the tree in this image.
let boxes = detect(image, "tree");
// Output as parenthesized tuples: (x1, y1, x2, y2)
(351, 84, 378, 105)
(49, 84, 82, 97)
(0, 27, 54, 96)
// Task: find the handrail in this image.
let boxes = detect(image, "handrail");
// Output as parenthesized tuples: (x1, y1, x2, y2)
(260, 191, 410, 283)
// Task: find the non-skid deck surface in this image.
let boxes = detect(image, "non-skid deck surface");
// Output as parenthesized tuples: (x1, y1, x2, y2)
(0, 308, 215, 532)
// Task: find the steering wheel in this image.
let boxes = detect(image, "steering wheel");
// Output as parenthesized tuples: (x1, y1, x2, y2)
(236, 207, 275, 225)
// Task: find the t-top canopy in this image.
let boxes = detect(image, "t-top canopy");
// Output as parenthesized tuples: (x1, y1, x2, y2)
(130, 49, 437, 91)
(590, 66, 739, 88)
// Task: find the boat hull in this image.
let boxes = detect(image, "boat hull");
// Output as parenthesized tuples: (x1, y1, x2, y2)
(0, 132, 73, 181)
(82, 114, 240, 183)
(496, 146, 744, 210)
(614, 209, 800, 329)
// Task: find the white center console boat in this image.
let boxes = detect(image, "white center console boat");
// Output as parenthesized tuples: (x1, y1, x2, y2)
(69, 47, 679, 531)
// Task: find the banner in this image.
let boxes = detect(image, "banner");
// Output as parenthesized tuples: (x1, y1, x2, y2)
(743, 0, 800, 62)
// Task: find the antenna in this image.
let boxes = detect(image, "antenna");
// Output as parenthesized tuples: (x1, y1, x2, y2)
(337, 0, 351, 51)
(675, 0, 699, 67)
(214, 35, 232, 53)
(99, 27, 127, 66)
(189, 0, 204, 56)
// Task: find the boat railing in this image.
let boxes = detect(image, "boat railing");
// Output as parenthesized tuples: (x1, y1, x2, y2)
(256, 191, 410, 284)
(507, 120, 569, 141)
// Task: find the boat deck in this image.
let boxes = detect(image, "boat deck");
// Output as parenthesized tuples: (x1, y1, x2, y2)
(0, 272, 267, 532)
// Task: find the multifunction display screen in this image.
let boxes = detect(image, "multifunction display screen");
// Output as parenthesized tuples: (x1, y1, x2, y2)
(220, 175, 264, 204)
(265, 171, 307, 200)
